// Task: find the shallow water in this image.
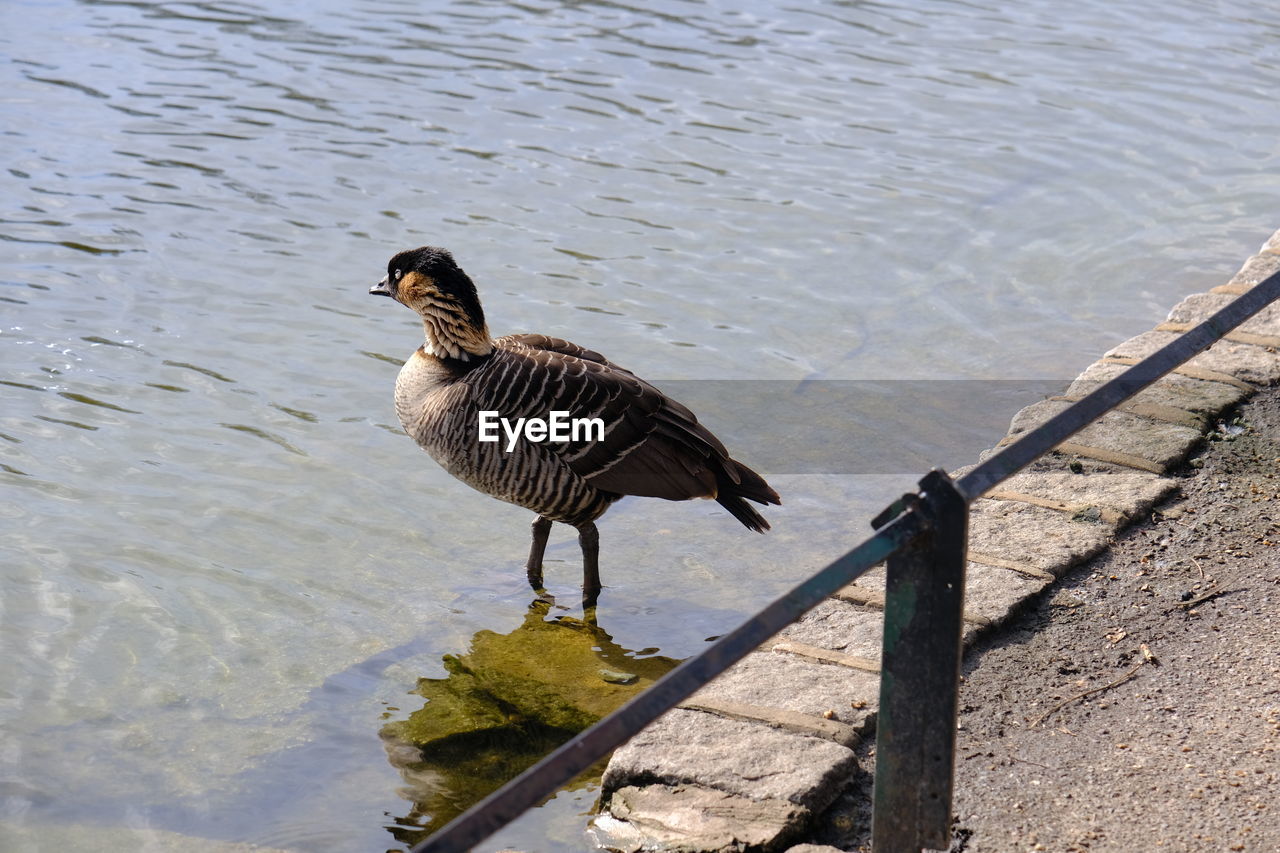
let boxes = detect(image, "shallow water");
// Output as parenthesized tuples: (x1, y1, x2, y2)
(1, 0, 1276, 850)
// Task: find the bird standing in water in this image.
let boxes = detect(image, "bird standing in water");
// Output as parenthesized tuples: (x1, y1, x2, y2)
(369, 246, 779, 602)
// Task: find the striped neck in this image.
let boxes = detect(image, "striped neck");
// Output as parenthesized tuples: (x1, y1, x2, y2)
(421, 312, 493, 362)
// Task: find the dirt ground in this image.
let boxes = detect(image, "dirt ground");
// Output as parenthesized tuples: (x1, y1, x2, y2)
(810, 385, 1280, 853)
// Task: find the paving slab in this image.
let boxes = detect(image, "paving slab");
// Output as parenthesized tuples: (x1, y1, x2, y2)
(1006, 398, 1202, 472)
(602, 709, 857, 812)
(966, 498, 1119, 577)
(685, 650, 879, 730)
(775, 599, 883, 662)
(1105, 330, 1280, 386)
(1063, 361, 1248, 423)
(593, 784, 807, 853)
(961, 560, 1054, 625)
(840, 560, 1048, 631)
(679, 694, 861, 746)
(1165, 291, 1280, 338)
(1226, 246, 1280, 288)
(987, 467, 1177, 518)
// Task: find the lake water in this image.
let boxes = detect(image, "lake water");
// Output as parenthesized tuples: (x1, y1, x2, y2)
(1, 0, 1276, 850)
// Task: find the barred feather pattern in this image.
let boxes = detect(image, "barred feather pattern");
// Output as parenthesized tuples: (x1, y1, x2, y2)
(393, 331, 779, 529)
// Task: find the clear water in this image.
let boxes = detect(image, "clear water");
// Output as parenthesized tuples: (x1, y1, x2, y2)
(1, 0, 1276, 850)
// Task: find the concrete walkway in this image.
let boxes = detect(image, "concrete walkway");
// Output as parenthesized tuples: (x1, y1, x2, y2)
(589, 229, 1280, 853)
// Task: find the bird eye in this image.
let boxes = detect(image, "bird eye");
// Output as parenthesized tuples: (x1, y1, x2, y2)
(394, 269, 403, 281)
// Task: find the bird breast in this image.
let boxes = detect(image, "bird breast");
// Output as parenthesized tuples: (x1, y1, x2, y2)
(394, 349, 467, 460)
(392, 348, 608, 524)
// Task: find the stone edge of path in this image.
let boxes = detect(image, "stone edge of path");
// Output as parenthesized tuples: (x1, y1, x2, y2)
(588, 231, 1280, 853)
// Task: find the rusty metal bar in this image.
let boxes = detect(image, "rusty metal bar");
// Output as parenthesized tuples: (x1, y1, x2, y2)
(872, 470, 969, 852)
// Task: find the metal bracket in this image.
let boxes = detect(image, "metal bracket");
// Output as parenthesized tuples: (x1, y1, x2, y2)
(871, 491, 922, 531)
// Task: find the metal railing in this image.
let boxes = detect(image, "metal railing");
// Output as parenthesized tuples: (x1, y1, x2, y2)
(412, 265, 1280, 853)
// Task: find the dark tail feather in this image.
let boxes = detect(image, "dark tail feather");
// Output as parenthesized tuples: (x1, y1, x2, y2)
(717, 494, 772, 532)
(715, 458, 781, 533)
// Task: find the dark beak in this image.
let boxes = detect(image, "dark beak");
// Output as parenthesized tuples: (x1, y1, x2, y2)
(370, 274, 392, 297)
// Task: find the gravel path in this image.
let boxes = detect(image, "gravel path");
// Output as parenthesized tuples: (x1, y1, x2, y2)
(807, 383, 1280, 853)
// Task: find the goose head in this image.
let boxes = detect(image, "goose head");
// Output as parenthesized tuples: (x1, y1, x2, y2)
(371, 246, 493, 360)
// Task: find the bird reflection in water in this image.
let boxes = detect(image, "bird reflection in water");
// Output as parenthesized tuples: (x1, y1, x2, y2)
(380, 594, 680, 847)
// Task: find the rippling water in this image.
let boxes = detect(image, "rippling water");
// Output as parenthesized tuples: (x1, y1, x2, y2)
(1, 0, 1276, 850)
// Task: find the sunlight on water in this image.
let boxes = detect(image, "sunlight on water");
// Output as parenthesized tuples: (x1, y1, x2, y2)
(0, 0, 1276, 850)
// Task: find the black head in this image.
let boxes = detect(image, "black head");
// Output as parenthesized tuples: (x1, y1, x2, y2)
(370, 246, 486, 330)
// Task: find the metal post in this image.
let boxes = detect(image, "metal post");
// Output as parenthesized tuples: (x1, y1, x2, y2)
(872, 469, 969, 852)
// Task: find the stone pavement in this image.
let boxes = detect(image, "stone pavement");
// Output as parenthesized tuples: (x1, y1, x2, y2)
(589, 229, 1280, 853)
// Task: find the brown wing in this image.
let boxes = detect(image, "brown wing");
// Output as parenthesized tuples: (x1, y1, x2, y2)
(495, 333, 622, 370)
(484, 335, 732, 501)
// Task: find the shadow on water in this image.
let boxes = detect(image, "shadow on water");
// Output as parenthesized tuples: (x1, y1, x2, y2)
(380, 596, 681, 849)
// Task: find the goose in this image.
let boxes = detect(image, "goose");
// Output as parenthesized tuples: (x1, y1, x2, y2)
(368, 246, 780, 600)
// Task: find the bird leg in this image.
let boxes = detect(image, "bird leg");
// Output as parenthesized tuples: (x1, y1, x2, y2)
(576, 521, 601, 605)
(525, 516, 553, 591)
